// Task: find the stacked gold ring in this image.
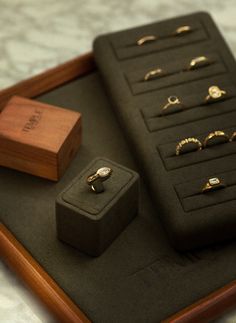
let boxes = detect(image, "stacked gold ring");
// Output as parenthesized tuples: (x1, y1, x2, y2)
(203, 131, 229, 148)
(176, 138, 202, 156)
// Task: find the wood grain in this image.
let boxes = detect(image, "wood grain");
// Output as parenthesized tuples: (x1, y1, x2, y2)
(0, 96, 81, 181)
(0, 223, 91, 323)
(0, 52, 95, 111)
(163, 281, 236, 322)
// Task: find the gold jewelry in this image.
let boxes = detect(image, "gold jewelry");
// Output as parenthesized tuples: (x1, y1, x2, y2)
(205, 85, 226, 103)
(144, 68, 163, 81)
(162, 96, 183, 115)
(230, 132, 236, 142)
(174, 25, 192, 36)
(137, 35, 157, 46)
(176, 138, 202, 156)
(188, 56, 210, 70)
(202, 177, 225, 193)
(87, 167, 112, 184)
(203, 131, 229, 147)
(87, 167, 112, 193)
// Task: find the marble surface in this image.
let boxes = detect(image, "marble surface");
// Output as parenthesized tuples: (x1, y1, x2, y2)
(1, 0, 236, 322)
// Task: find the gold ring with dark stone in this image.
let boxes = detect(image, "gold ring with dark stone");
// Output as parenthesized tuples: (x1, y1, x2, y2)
(161, 96, 183, 115)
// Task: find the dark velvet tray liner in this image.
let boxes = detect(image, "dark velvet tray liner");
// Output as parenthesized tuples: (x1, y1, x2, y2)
(93, 12, 236, 250)
(1, 69, 236, 323)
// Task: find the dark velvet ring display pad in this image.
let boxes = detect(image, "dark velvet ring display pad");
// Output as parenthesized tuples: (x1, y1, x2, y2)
(93, 12, 236, 251)
(1, 12, 236, 323)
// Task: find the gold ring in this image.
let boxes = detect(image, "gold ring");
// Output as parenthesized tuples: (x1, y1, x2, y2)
(87, 167, 112, 193)
(144, 68, 163, 81)
(137, 35, 157, 46)
(174, 25, 192, 36)
(230, 131, 236, 142)
(205, 85, 226, 103)
(203, 131, 229, 148)
(87, 167, 112, 184)
(176, 138, 202, 156)
(202, 177, 225, 193)
(188, 56, 210, 70)
(161, 96, 183, 115)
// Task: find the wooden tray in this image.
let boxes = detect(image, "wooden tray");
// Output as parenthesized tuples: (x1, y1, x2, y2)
(0, 52, 236, 323)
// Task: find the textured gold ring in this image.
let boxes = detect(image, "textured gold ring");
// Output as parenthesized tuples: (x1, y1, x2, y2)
(137, 35, 157, 46)
(202, 177, 225, 193)
(176, 138, 202, 156)
(188, 56, 210, 70)
(230, 132, 236, 142)
(205, 85, 226, 103)
(203, 131, 229, 148)
(144, 68, 163, 81)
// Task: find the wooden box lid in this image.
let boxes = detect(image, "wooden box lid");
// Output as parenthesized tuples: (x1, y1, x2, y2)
(0, 96, 82, 181)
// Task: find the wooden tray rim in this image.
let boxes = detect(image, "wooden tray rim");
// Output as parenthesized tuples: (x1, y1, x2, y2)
(0, 52, 236, 323)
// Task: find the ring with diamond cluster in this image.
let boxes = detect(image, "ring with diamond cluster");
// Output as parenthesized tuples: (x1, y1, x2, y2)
(202, 177, 225, 193)
(205, 85, 226, 103)
(87, 167, 112, 193)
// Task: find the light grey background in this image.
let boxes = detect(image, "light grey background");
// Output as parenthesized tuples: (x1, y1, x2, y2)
(1, 0, 236, 322)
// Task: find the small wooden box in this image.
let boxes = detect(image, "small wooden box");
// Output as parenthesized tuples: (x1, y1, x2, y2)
(0, 96, 82, 181)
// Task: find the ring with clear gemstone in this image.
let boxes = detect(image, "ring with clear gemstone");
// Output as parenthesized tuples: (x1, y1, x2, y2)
(87, 167, 112, 185)
(205, 85, 226, 102)
(202, 177, 225, 193)
(96, 167, 112, 180)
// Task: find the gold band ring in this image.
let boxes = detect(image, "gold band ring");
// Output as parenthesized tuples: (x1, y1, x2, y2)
(203, 131, 229, 148)
(202, 177, 225, 193)
(174, 25, 192, 36)
(205, 85, 226, 103)
(230, 132, 236, 142)
(188, 56, 210, 70)
(137, 35, 157, 46)
(144, 68, 163, 81)
(176, 138, 202, 156)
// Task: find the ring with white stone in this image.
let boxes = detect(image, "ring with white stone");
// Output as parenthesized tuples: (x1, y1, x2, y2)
(202, 177, 225, 193)
(87, 167, 112, 193)
(205, 86, 226, 103)
(176, 138, 202, 156)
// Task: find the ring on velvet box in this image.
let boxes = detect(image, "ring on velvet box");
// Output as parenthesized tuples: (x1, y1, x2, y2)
(56, 157, 140, 256)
